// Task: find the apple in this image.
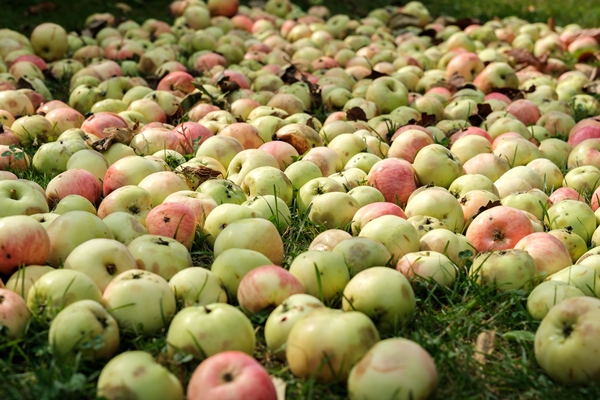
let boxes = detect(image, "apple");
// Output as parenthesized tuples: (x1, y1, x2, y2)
(166, 303, 255, 360)
(169, 267, 227, 308)
(365, 77, 409, 114)
(96, 351, 184, 400)
(45, 210, 114, 267)
(30, 23, 68, 62)
(308, 229, 352, 252)
(405, 187, 465, 233)
(465, 206, 535, 253)
(213, 218, 284, 265)
(332, 237, 391, 276)
(145, 202, 197, 250)
(102, 269, 176, 335)
(547, 264, 600, 297)
(288, 248, 351, 303)
(0, 215, 50, 275)
(27, 268, 102, 320)
(97, 185, 153, 226)
(237, 265, 304, 315)
(342, 267, 415, 333)
(0, 179, 49, 217)
(211, 248, 273, 300)
(470, 249, 538, 292)
(264, 294, 325, 359)
(127, 234, 193, 281)
(241, 166, 294, 206)
(347, 338, 438, 400)
(0, 288, 31, 339)
(546, 200, 596, 245)
(103, 155, 168, 197)
(5, 265, 54, 299)
(367, 158, 417, 206)
(286, 307, 380, 383)
(187, 351, 278, 400)
(513, 232, 573, 276)
(527, 280, 586, 321)
(535, 296, 600, 385)
(137, 171, 191, 207)
(49, 299, 119, 360)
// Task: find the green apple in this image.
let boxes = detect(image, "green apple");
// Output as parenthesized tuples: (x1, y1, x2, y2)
(96, 351, 184, 400)
(169, 267, 227, 308)
(166, 303, 255, 360)
(49, 299, 119, 360)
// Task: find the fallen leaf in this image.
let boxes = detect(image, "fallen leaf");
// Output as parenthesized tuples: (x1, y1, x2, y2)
(474, 330, 496, 365)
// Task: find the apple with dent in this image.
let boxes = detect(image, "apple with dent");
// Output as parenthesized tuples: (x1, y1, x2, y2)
(535, 296, 600, 385)
(347, 338, 438, 400)
(213, 218, 284, 265)
(96, 351, 184, 400)
(286, 307, 380, 383)
(49, 299, 119, 360)
(167, 303, 255, 360)
(27, 268, 102, 320)
(187, 351, 277, 400)
(309, 192, 360, 229)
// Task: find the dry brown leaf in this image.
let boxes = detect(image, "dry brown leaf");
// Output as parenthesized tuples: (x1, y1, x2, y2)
(474, 330, 496, 366)
(271, 376, 287, 400)
(177, 165, 223, 184)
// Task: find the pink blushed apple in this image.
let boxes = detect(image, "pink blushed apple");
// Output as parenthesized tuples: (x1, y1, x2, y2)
(145, 202, 197, 250)
(46, 169, 102, 207)
(0, 216, 50, 275)
(466, 206, 535, 253)
(237, 265, 305, 315)
(187, 351, 277, 400)
(367, 158, 418, 206)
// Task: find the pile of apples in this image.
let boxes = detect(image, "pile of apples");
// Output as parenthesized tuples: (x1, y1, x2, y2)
(1, 0, 600, 397)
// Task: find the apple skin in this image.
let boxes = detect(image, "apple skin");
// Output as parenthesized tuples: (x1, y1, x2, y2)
(211, 248, 273, 301)
(286, 307, 380, 383)
(535, 296, 600, 385)
(145, 202, 198, 250)
(367, 158, 418, 206)
(0, 215, 50, 275)
(470, 249, 539, 292)
(96, 351, 184, 400)
(26, 268, 103, 320)
(0, 179, 50, 217)
(169, 267, 227, 308)
(397, 250, 458, 288)
(102, 269, 176, 335)
(213, 218, 284, 266)
(527, 281, 586, 321)
(513, 232, 573, 276)
(48, 299, 119, 360)
(30, 23, 69, 62)
(0, 288, 31, 339)
(63, 238, 138, 292)
(465, 206, 535, 253)
(5, 265, 54, 299)
(358, 215, 420, 264)
(342, 267, 415, 333)
(45, 210, 114, 268)
(289, 250, 350, 304)
(308, 229, 352, 252)
(264, 294, 325, 360)
(347, 338, 438, 400)
(187, 351, 278, 400)
(166, 303, 255, 360)
(237, 265, 305, 315)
